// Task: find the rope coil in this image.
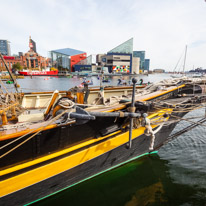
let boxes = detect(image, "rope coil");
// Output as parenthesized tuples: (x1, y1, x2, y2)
(58, 99, 75, 109)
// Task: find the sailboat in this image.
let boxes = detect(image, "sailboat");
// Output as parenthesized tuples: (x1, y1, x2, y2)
(171, 45, 187, 78)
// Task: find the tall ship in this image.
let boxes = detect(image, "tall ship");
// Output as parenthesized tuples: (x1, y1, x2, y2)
(1, 52, 206, 205)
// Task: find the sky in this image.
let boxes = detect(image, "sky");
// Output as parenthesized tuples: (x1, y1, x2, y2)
(1, 0, 206, 71)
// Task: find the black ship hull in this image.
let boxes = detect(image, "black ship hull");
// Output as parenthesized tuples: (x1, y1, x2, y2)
(0, 114, 181, 206)
(1, 81, 204, 206)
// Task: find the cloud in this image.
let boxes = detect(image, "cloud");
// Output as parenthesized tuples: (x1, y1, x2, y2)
(1, 0, 206, 71)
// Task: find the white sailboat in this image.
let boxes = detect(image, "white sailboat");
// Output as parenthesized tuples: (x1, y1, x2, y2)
(171, 45, 187, 78)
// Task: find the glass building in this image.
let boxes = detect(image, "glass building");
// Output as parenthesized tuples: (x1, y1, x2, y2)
(144, 59, 150, 71)
(107, 38, 133, 54)
(50, 48, 86, 73)
(106, 38, 133, 73)
(133, 51, 145, 70)
(0, 40, 11, 56)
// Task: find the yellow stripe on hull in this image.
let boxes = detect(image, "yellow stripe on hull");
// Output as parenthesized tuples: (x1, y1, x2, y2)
(0, 109, 172, 197)
(0, 127, 145, 197)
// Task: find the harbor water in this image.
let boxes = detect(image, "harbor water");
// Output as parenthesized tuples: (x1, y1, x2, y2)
(11, 74, 206, 205)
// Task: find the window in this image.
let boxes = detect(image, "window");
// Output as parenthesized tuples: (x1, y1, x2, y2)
(102, 58, 106, 62)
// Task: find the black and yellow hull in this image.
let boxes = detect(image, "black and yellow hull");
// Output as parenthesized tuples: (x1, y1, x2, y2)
(0, 112, 182, 206)
(1, 83, 198, 205)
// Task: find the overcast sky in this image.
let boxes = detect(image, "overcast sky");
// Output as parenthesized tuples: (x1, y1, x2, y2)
(1, 0, 206, 71)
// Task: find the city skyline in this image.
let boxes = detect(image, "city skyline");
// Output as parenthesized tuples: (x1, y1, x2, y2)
(1, 0, 206, 71)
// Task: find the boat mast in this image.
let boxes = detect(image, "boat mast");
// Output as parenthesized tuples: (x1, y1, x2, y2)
(0, 52, 19, 92)
(183, 45, 187, 74)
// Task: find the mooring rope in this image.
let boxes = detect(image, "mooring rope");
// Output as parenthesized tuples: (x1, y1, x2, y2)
(170, 113, 206, 128)
(154, 117, 206, 151)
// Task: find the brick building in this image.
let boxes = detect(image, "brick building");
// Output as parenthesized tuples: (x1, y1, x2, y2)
(0, 37, 50, 71)
(21, 37, 50, 69)
(0, 56, 22, 71)
(21, 50, 50, 69)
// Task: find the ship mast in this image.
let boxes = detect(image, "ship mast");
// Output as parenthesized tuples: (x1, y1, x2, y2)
(182, 45, 187, 74)
(0, 52, 19, 92)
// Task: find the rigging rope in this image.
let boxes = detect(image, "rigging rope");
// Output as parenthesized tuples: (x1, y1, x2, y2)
(1, 76, 206, 157)
(0, 109, 72, 158)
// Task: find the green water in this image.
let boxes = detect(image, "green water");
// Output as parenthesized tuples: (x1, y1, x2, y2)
(32, 154, 205, 206)
(31, 108, 206, 206)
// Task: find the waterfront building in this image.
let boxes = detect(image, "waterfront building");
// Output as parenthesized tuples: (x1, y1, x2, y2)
(74, 55, 97, 72)
(133, 51, 145, 71)
(29, 36, 37, 53)
(132, 56, 140, 74)
(50, 48, 87, 73)
(20, 37, 50, 69)
(106, 38, 133, 73)
(0, 37, 50, 71)
(153, 69, 165, 73)
(18, 52, 23, 57)
(144, 59, 150, 71)
(97, 38, 139, 73)
(0, 56, 22, 71)
(21, 51, 50, 70)
(0, 40, 11, 56)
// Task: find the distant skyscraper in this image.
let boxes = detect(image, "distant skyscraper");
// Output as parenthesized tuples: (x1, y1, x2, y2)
(133, 51, 145, 70)
(29, 36, 37, 52)
(144, 59, 150, 71)
(18, 52, 23, 57)
(0, 40, 11, 56)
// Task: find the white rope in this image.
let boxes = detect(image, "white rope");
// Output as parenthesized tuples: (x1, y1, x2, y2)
(143, 115, 166, 151)
(58, 99, 75, 109)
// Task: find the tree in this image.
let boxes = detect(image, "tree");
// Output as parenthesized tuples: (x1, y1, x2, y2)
(12, 62, 22, 71)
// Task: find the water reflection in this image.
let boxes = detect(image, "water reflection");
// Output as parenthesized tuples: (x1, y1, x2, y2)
(15, 73, 171, 93)
(33, 154, 206, 206)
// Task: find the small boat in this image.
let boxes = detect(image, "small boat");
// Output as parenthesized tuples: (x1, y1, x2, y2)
(81, 79, 93, 85)
(6, 80, 13, 84)
(102, 79, 110, 83)
(191, 72, 203, 78)
(44, 77, 50, 80)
